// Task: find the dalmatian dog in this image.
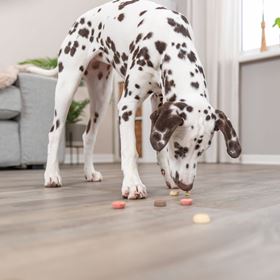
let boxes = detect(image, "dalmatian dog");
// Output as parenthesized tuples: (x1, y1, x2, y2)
(24, 0, 241, 199)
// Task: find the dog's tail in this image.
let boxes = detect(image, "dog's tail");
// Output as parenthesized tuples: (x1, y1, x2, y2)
(16, 64, 58, 77)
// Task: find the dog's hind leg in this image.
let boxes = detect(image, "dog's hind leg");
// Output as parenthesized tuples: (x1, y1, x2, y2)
(44, 59, 85, 187)
(82, 61, 114, 182)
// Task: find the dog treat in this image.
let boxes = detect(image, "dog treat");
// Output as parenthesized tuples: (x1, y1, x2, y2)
(169, 190, 180, 196)
(193, 213, 210, 224)
(154, 199, 167, 207)
(112, 201, 126, 209)
(185, 191, 191, 197)
(180, 198, 193, 206)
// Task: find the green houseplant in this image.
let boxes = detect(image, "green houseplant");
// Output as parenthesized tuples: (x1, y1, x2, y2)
(273, 18, 280, 28)
(66, 99, 90, 146)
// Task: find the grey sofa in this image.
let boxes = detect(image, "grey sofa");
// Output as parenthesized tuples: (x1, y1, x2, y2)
(0, 73, 64, 167)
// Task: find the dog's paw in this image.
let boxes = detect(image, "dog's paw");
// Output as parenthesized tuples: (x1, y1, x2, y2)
(44, 171, 62, 188)
(122, 179, 148, 199)
(84, 169, 103, 182)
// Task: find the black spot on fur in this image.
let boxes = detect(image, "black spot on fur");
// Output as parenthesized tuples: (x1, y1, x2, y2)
(86, 119, 91, 133)
(119, 0, 139, 10)
(120, 66, 126, 76)
(135, 33, 142, 44)
(118, 13, 125, 21)
(174, 142, 189, 158)
(122, 111, 132, 121)
(187, 51, 197, 63)
(155, 41, 167, 54)
(163, 54, 171, 63)
(139, 10, 147, 16)
(121, 53, 128, 61)
(187, 106, 193, 112)
(167, 18, 191, 39)
(79, 66, 84, 72)
(94, 112, 99, 123)
(191, 82, 199, 89)
(178, 49, 187, 59)
(143, 32, 153, 40)
(58, 62, 64, 73)
(181, 15, 189, 24)
(50, 125, 54, 132)
(197, 65, 205, 78)
(56, 119, 60, 129)
(137, 19, 144, 27)
(78, 28, 89, 38)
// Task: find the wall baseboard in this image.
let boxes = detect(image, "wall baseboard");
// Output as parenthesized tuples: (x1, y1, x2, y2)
(241, 154, 280, 165)
(64, 152, 114, 164)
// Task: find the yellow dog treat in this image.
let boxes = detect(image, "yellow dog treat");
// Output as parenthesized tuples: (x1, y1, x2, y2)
(193, 213, 210, 224)
(169, 190, 180, 196)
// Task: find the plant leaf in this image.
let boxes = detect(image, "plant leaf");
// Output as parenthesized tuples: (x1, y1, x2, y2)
(273, 17, 280, 28)
(66, 99, 90, 124)
(19, 57, 58, 69)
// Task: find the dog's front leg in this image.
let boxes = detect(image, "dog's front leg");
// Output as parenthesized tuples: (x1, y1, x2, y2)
(118, 97, 147, 199)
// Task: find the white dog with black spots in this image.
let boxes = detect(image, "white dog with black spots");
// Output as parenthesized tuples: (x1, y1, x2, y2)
(23, 0, 241, 199)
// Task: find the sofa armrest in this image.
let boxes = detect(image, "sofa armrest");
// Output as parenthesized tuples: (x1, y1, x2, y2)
(17, 73, 65, 165)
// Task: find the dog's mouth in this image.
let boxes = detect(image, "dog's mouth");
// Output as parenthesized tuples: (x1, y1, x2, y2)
(172, 172, 193, 191)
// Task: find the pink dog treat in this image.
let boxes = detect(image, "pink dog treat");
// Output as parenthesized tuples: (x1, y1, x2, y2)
(112, 201, 126, 209)
(180, 198, 193, 206)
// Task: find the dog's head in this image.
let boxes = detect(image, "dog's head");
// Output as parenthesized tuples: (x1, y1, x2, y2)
(150, 100, 241, 191)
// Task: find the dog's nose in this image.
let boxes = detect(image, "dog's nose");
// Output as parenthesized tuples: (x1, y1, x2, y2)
(177, 181, 193, 192)
(173, 172, 193, 191)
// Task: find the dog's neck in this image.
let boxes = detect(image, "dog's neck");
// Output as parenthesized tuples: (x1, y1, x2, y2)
(160, 44, 208, 103)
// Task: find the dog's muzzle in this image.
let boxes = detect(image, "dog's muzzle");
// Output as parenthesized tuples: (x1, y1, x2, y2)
(177, 181, 193, 192)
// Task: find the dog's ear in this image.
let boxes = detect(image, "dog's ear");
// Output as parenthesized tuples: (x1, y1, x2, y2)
(215, 109, 242, 158)
(150, 102, 184, 152)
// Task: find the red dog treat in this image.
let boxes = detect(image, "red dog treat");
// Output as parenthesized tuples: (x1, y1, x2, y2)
(180, 198, 193, 206)
(112, 201, 126, 209)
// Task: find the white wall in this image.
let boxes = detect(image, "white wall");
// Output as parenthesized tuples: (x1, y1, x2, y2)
(0, 0, 108, 69)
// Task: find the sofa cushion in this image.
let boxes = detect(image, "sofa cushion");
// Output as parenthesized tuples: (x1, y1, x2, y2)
(0, 86, 21, 119)
(0, 120, 20, 167)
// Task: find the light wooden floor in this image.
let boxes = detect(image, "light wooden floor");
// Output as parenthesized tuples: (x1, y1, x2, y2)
(1, 163, 280, 280)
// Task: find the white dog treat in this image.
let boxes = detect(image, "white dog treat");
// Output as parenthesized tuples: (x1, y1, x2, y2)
(193, 213, 210, 224)
(169, 190, 179, 196)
